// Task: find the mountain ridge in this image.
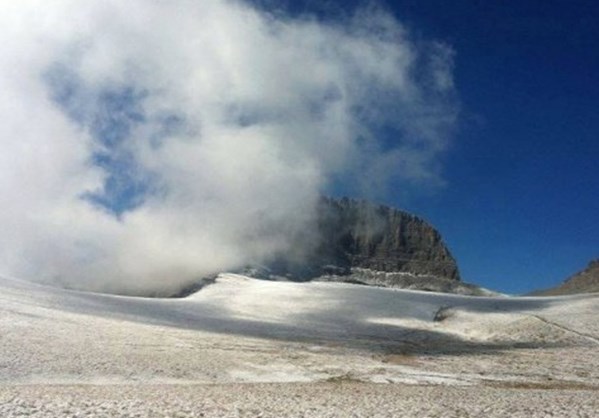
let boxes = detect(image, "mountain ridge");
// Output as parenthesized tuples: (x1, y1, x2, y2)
(532, 259, 599, 296)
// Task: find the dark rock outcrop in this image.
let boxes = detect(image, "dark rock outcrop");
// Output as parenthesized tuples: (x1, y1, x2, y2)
(314, 197, 460, 281)
(533, 259, 599, 296)
(253, 197, 463, 291)
(315, 268, 496, 296)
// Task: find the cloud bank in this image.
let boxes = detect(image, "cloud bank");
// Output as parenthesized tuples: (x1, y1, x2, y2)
(0, 0, 457, 295)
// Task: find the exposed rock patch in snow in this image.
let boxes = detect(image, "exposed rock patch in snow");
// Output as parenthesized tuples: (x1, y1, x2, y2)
(314, 268, 502, 296)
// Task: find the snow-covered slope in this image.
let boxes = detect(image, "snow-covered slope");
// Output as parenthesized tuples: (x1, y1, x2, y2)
(1, 273, 598, 386)
(2, 273, 598, 416)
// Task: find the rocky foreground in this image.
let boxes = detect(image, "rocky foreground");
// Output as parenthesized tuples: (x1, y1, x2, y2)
(1, 274, 598, 417)
(2, 382, 597, 417)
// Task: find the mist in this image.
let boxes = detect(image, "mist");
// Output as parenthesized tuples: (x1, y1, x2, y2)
(0, 0, 457, 296)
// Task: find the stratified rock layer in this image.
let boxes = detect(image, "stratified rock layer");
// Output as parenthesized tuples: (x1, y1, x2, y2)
(259, 197, 462, 289)
(315, 197, 460, 281)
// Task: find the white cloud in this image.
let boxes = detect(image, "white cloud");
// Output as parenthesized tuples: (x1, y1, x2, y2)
(0, 0, 457, 295)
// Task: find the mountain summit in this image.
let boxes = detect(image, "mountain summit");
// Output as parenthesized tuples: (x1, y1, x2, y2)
(313, 197, 460, 280)
(241, 197, 491, 294)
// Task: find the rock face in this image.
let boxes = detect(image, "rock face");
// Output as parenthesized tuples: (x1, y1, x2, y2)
(534, 259, 599, 296)
(255, 197, 462, 291)
(314, 197, 460, 281)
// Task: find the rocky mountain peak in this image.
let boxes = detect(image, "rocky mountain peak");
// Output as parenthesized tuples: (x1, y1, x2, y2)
(315, 197, 460, 281)
(252, 197, 462, 291)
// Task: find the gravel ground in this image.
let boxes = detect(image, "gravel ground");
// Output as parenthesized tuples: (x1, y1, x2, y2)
(1, 383, 598, 418)
(2, 275, 598, 417)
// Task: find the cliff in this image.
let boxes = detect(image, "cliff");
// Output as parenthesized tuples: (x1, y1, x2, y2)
(314, 197, 460, 281)
(249, 197, 463, 291)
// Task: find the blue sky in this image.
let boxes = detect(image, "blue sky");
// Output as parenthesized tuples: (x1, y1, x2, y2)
(267, 0, 599, 293)
(388, 0, 598, 294)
